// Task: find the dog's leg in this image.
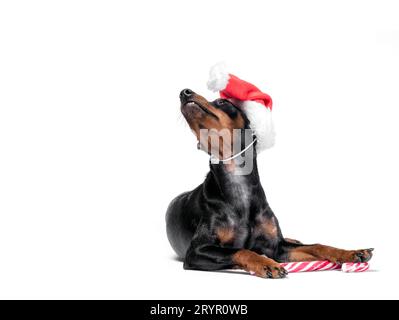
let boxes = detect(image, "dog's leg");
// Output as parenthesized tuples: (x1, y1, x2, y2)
(284, 238, 303, 244)
(184, 244, 287, 279)
(276, 241, 374, 263)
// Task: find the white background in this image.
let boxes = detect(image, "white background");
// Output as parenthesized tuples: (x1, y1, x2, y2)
(0, 0, 398, 299)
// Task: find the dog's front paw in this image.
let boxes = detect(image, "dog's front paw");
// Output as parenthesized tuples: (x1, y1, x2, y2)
(346, 248, 374, 263)
(249, 259, 287, 279)
(233, 250, 288, 279)
(329, 248, 374, 264)
(261, 263, 288, 279)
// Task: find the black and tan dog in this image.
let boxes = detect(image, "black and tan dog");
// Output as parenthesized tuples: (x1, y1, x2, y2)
(166, 89, 373, 279)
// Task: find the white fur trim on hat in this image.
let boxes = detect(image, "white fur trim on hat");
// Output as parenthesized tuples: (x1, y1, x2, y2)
(207, 62, 230, 92)
(239, 101, 275, 151)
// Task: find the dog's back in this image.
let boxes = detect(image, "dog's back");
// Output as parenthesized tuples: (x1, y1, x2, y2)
(166, 188, 201, 259)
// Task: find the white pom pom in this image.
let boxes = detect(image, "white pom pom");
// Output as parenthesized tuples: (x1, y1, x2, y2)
(207, 62, 230, 92)
(240, 101, 275, 152)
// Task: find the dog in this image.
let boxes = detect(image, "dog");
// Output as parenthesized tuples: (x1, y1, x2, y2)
(165, 88, 373, 278)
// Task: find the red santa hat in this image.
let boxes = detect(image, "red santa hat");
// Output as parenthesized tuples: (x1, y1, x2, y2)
(207, 62, 275, 152)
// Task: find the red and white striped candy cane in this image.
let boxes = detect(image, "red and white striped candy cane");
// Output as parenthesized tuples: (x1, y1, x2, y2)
(341, 262, 370, 272)
(280, 260, 369, 273)
(280, 260, 340, 272)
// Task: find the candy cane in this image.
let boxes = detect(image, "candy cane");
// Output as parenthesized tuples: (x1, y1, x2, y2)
(341, 262, 370, 273)
(280, 260, 369, 273)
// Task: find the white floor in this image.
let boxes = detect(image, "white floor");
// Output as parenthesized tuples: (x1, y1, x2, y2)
(0, 238, 392, 300)
(139, 252, 389, 300)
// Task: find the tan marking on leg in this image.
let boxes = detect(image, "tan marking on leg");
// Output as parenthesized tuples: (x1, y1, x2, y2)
(258, 217, 278, 238)
(288, 251, 318, 261)
(216, 227, 235, 244)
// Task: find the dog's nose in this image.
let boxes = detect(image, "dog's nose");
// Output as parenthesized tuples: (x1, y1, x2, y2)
(180, 88, 194, 101)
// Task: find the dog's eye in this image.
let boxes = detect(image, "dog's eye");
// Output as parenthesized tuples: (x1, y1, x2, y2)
(217, 100, 226, 106)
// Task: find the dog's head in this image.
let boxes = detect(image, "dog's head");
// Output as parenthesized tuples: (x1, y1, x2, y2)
(180, 89, 252, 160)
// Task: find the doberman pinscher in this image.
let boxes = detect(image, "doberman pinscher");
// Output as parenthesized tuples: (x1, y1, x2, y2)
(166, 89, 373, 278)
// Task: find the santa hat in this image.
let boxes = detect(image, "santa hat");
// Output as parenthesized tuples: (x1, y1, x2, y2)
(207, 62, 275, 152)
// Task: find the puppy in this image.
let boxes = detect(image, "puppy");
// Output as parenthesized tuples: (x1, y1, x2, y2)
(165, 89, 373, 278)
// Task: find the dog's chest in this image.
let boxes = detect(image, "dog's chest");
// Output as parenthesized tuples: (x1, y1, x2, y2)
(216, 217, 251, 248)
(225, 175, 252, 211)
(233, 224, 252, 247)
(215, 176, 261, 247)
